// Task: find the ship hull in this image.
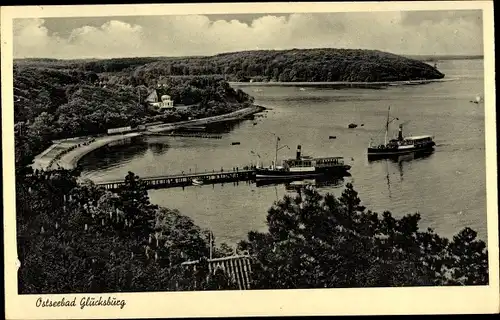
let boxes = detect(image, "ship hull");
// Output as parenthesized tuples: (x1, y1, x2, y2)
(255, 165, 351, 180)
(367, 142, 435, 159)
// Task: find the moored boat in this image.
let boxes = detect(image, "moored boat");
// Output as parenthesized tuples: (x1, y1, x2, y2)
(367, 107, 435, 159)
(192, 178, 204, 186)
(255, 138, 351, 180)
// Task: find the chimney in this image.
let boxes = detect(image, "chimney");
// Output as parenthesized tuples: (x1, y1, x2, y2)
(398, 124, 403, 141)
(296, 145, 302, 160)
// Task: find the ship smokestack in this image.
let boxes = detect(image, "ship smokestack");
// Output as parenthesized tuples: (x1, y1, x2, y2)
(398, 124, 403, 141)
(296, 145, 302, 160)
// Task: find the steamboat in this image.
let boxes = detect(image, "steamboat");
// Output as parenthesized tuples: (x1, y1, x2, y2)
(255, 137, 351, 180)
(367, 107, 435, 159)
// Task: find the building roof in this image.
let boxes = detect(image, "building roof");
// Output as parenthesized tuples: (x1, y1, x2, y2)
(146, 90, 158, 102)
(182, 255, 253, 290)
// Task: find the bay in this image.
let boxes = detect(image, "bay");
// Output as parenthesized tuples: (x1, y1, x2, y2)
(80, 59, 487, 245)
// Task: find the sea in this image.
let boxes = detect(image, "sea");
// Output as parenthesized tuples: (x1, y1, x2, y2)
(80, 59, 489, 245)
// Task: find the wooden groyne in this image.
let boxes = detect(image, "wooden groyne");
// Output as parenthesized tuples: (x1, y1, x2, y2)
(96, 169, 256, 190)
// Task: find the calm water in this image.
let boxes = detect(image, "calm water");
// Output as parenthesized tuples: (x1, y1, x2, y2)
(80, 60, 487, 245)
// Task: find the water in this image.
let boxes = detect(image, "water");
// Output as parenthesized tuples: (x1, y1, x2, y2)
(80, 59, 487, 245)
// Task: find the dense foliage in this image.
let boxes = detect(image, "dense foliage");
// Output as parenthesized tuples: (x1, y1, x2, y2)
(238, 184, 488, 288)
(17, 49, 445, 83)
(17, 49, 445, 84)
(17, 170, 488, 293)
(13, 65, 253, 168)
(128, 49, 445, 82)
(16, 170, 238, 293)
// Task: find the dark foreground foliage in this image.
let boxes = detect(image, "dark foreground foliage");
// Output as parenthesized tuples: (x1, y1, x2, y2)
(17, 170, 488, 293)
(17, 170, 238, 293)
(239, 184, 488, 288)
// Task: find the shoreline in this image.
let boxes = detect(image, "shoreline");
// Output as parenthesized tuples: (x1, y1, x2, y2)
(146, 105, 264, 133)
(31, 105, 265, 171)
(228, 78, 458, 87)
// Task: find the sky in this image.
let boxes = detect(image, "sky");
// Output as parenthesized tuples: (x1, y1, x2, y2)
(13, 10, 483, 59)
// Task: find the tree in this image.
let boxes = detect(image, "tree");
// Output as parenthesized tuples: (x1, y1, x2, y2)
(239, 184, 488, 289)
(116, 172, 158, 239)
(447, 227, 489, 285)
(17, 170, 238, 294)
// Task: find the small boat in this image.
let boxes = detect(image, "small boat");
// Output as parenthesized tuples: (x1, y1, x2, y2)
(255, 138, 351, 180)
(470, 94, 482, 104)
(299, 87, 306, 91)
(289, 179, 315, 186)
(348, 123, 358, 129)
(231, 142, 241, 145)
(329, 135, 337, 139)
(285, 179, 316, 191)
(367, 106, 435, 159)
(192, 178, 203, 186)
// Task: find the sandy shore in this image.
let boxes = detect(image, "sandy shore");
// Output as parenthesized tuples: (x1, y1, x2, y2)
(55, 132, 143, 170)
(32, 105, 264, 171)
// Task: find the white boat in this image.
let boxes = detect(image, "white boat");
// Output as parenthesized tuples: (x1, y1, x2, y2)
(192, 178, 203, 186)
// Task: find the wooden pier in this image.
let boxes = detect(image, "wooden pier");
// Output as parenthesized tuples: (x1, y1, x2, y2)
(96, 169, 256, 190)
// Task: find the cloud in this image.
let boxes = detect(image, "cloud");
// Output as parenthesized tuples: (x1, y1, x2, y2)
(13, 11, 483, 59)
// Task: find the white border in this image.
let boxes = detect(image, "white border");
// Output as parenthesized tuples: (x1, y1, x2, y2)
(2, 2, 498, 319)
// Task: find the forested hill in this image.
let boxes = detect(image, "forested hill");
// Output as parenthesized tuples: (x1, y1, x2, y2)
(13, 65, 254, 168)
(16, 48, 445, 84)
(114, 48, 446, 83)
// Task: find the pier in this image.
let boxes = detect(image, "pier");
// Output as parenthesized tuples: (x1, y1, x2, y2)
(96, 169, 256, 190)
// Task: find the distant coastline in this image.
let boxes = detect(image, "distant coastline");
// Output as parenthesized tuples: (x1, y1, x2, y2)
(14, 53, 484, 64)
(403, 54, 484, 61)
(228, 78, 459, 88)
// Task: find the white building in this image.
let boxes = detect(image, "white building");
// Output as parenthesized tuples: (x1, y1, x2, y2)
(147, 90, 174, 110)
(158, 95, 174, 110)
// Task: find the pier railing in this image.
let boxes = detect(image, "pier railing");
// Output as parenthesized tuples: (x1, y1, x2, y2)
(95, 168, 256, 190)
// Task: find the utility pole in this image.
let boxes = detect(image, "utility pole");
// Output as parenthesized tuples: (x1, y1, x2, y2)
(209, 231, 213, 260)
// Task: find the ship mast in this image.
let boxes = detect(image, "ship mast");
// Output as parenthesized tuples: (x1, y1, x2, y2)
(384, 106, 390, 146)
(383, 106, 399, 146)
(272, 135, 289, 169)
(274, 136, 279, 169)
